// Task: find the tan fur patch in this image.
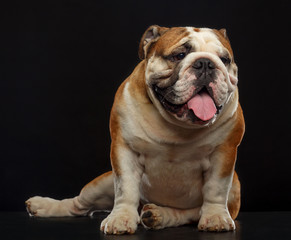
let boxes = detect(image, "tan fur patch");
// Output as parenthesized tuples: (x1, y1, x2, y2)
(149, 27, 190, 57)
(228, 171, 241, 220)
(127, 61, 151, 104)
(219, 102, 245, 178)
(109, 80, 128, 176)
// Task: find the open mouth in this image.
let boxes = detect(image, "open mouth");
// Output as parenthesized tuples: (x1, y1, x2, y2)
(154, 86, 222, 123)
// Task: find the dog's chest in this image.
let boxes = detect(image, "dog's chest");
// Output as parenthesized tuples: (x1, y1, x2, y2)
(137, 142, 213, 209)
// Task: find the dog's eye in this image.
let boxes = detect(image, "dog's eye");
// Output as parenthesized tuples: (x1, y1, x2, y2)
(171, 52, 186, 62)
(220, 56, 231, 65)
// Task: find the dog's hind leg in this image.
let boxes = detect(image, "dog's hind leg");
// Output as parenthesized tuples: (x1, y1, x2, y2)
(26, 171, 114, 217)
(140, 203, 201, 229)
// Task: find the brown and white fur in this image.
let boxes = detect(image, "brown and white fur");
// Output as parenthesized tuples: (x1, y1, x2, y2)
(26, 25, 245, 235)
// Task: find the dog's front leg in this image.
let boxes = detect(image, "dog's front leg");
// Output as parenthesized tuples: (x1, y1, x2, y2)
(198, 146, 237, 232)
(100, 138, 143, 235)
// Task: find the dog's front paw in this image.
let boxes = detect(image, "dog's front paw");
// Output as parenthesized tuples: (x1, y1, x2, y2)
(198, 211, 235, 232)
(100, 207, 139, 235)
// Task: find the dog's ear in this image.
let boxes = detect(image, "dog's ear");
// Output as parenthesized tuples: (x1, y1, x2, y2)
(218, 28, 229, 41)
(138, 25, 169, 60)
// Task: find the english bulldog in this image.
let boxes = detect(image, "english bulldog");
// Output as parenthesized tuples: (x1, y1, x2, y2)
(26, 25, 245, 234)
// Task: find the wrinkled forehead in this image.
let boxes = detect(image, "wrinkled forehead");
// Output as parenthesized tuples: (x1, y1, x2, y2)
(154, 27, 233, 57)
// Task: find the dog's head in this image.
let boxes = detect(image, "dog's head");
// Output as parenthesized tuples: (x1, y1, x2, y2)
(139, 26, 238, 128)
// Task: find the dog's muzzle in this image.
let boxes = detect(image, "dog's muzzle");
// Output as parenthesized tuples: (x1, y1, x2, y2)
(153, 57, 226, 124)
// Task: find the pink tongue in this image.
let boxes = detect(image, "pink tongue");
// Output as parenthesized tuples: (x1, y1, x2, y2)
(187, 92, 217, 121)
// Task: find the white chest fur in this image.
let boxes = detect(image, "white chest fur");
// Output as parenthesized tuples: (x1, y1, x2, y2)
(138, 142, 213, 209)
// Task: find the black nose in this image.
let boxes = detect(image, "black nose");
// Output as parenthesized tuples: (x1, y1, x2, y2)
(192, 58, 215, 71)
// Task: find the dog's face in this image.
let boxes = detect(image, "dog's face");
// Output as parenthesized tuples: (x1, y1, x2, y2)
(140, 26, 238, 128)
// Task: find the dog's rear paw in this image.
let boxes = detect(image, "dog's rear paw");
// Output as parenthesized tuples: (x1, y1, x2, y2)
(140, 204, 163, 229)
(25, 196, 59, 217)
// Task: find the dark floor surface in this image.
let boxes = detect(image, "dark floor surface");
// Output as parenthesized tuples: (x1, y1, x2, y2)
(1, 211, 291, 240)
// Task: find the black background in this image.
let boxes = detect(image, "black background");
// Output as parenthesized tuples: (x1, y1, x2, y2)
(1, 0, 290, 212)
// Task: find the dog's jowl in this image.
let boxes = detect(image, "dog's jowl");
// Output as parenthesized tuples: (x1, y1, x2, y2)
(26, 26, 245, 235)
